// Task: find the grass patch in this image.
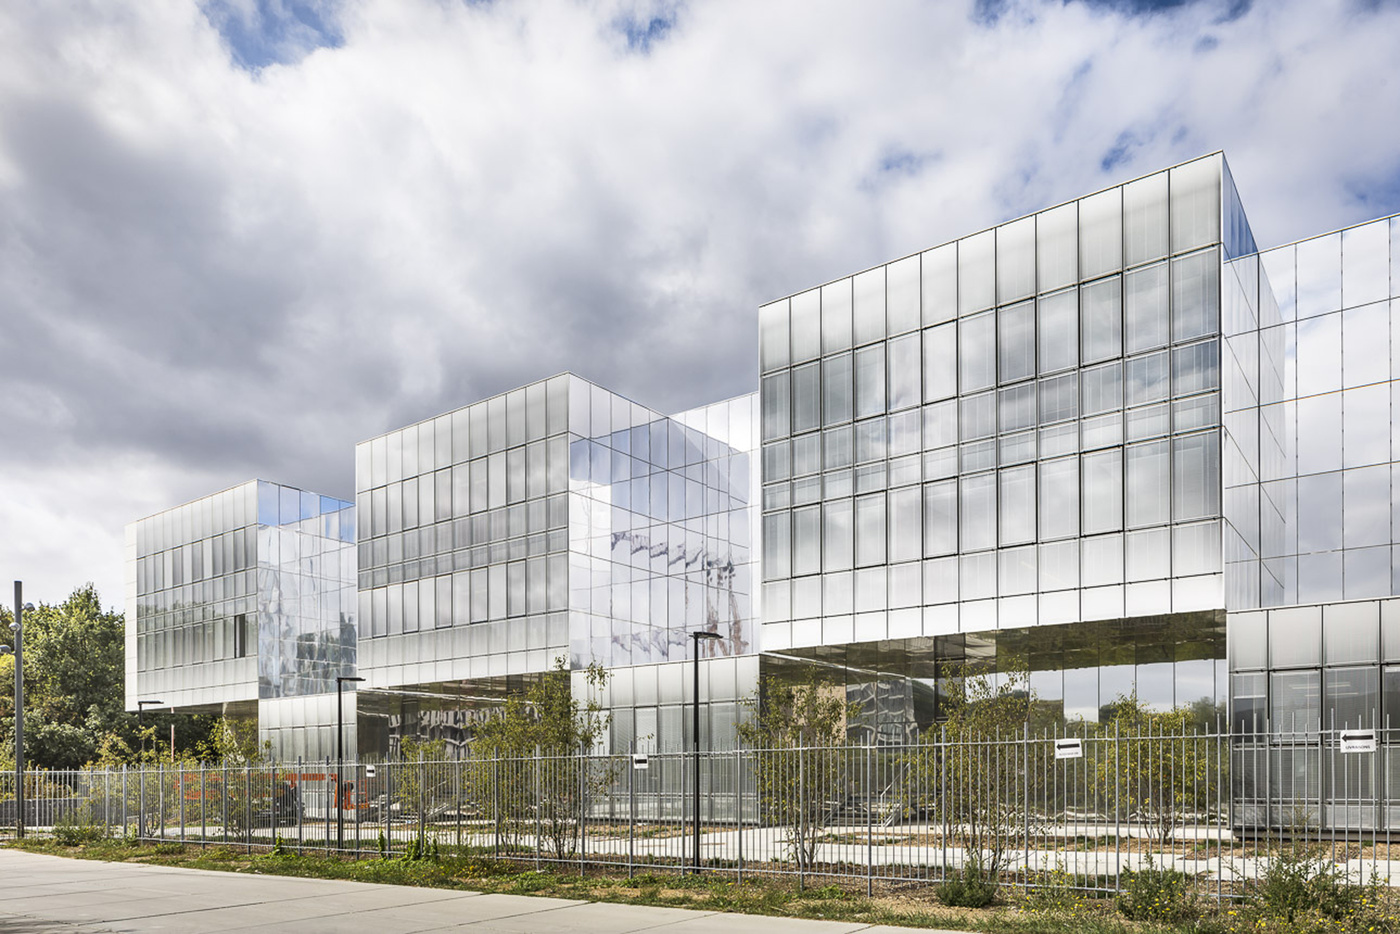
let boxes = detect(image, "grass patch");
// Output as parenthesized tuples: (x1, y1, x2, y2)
(5, 837, 1396, 933)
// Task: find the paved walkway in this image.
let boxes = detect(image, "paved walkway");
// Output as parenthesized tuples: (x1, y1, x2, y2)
(0, 849, 958, 934)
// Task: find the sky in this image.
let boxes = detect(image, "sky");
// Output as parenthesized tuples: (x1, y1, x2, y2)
(1, 0, 1399, 612)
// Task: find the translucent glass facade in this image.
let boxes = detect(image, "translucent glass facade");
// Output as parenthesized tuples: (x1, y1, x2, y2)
(353, 374, 759, 755)
(1227, 214, 1400, 778)
(126, 480, 357, 742)
(1227, 215, 1400, 607)
(757, 154, 1235, 721)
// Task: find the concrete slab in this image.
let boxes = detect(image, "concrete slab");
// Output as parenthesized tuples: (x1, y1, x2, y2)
(0, 848, 960, 933)
(419, 900, 714, 934)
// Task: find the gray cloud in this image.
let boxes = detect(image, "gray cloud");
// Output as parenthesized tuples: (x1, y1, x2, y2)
(0, 0, 1398, 608)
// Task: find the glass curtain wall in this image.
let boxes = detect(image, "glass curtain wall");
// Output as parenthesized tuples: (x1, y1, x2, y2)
(129, 480, 356, 710)
(759, 153, 1231, 655)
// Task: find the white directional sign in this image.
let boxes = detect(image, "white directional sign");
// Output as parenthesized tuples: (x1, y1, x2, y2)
(1341, 730, 1377, 753)
(1054, 738, 1084, 760)
(632, 753, 650, 771)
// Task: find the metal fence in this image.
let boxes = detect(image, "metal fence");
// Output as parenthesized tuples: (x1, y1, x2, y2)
(3, 726, 1399, 898)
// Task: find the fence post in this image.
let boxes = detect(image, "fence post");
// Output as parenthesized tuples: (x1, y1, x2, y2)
(797, 743, 805, 890)
(296, 756, 304, 855)
(1023, 721, 1030, 892)
(244, 766, 251, 855)
(736, 746, 744, 885)
(220, 763, 227, 845)
(534, 746, 542, 872)
(1113, 720, 1121, 894)
(627, 744, 635, 879)
(578, 742, 586, 878)
(866, 742, 873, 897)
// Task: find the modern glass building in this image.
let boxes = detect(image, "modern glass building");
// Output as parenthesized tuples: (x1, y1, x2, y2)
(125, 480, 357, 758)
(126, 154, 1400, 824)
(350, 374, 759, 757)
(757, 153, 1245, 738)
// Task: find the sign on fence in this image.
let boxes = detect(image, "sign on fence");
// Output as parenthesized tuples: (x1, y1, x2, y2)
(631, 754, 649, 770)
(1054, 738, 1084, 760)
(1341, 730, 1377, 753)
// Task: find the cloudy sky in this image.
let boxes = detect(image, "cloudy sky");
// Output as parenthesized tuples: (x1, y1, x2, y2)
(1, 0, 1398, 610)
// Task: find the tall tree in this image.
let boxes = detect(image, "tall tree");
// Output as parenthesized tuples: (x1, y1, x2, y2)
(0, 584, 214, 768)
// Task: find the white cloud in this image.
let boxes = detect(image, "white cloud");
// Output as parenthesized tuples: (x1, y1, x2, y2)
(0, 0, 1397, 609)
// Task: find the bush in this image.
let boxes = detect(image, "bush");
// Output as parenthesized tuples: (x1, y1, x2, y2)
(1024, 863, 1087, 917)
(52, 807, 108, 847)
(936, 862, 998, 908)
(1117, 859, 1195, 922)
(1256, 844, 1350, 924)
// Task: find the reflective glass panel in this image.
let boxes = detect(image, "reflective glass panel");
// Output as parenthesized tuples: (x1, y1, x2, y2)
(999, 465, 1035, 545)
(1037, 202, 1078, 293)
(823, 352, 853, 425)
(1125, 262, 1169, 353)
(854, 344, 886, 419)
(960, 472, 997, 551)
(823, 498, 853, 571)
(959, 311, 995, 391)
(792, 362, 820, 434)
(958, 231, 995, 315)
(790, 288, 821, 362)
(1171, 248, 1220, 342)
(855, 493, 887, 567)
(997, 217, 1036, 304)
(924, 479, 957, 556)
(998, 301, 1036, 383)
(1123, 171, 1169, 266)
(888, 332, 921, 411)
(924, 322, 957, 402)
(922, 243, 957, 326)
(854, 267, 885, 345)
(1036, 288, 1078, 375)
(1169, 157, 1221, 254)
(1079, 187, 1122, 279)
(1296, 232, 1341, 318)
(1126, 440, 1170, 528)
(1082, 448, 1123, 534)
(887, 255, 920, 335)
(1343, 221, 1390, 308)
(822, 279, 853, 354)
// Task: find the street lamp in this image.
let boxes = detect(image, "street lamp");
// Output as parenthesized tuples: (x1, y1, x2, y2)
(9, 583, 33, 839)
(137, 700, 165, 759)
(689, 630, 721, 874)
(336, 675, 364, 850)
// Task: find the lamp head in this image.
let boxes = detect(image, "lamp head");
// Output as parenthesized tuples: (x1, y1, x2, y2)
(691, 631, 722, 641)
(21, 603, 33, 613)
(0, 645, 10, 656)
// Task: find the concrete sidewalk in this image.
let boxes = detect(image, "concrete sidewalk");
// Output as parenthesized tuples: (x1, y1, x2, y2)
(0, 849, 958, 934)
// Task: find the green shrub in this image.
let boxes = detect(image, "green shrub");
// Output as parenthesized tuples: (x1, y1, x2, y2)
(1024, 863, 1087, 917)
(1117, 859, 1195, 922)
(52, 808, 108, 847)
(1256, 845, 1350, 924)
(936, 862, 998, 908)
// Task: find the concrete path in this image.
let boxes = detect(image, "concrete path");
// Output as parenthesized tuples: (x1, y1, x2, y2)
(0, 849, 958, 934)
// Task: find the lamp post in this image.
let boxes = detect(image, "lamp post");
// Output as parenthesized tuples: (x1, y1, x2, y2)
(690, 630, 721, 874)
(8, 583, 33, 839)
(336, 675, 364, 850)
(137, 700, 164, 759)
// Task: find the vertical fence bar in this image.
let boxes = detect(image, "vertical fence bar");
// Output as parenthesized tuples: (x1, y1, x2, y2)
(865, 742, 873, 897)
